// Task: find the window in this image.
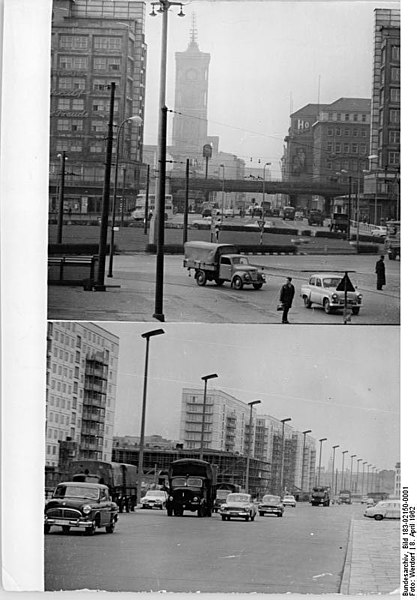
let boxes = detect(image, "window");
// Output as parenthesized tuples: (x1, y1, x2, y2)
(390, 88, 400, 102)
(353, 114, 358, 122)
(361, 130, 367, 137)
(72, 98, 84, 111)
(57, 98, 71, 110)
(359, 144, 367, 155)
(327, 128, 333, 136)
(353, 129, 358, 137)
(337, 113, 341, 121)
(94, 37, 122, 51)
(58, 78, 72, 90)
(108, 59, 121, 71)
(326, 142, 333, 152)
(73, 78, 86, 90)
(343, 144, 350, 153)
(389, 130, 400, 144)
(344, 113, 350, 122)
(335, 143, 341, 153)
(57, 119, 70, 131)
(344, 129, 349, 136)
(392, 45, 400, 61)
(351, 143, 358, 154)
(391, 67, 400, 82)
(71, 120, 83, 132)
(361, 114, 367, 122)
(389, 109, 400, 124)
(93, 57, 107, 71)
(388, 151, 400, 166)
(335, 128, 341, 136)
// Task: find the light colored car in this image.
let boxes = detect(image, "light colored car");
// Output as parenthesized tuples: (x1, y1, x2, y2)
(300, 273, 363, 315)
(141, 489, 168, 510)
(371, 225, 387, 238)
(282, 494, 296, 508)
(258, 495, 284, 517)
(219, 493, 257, 521)
(364, 499, 400, 520)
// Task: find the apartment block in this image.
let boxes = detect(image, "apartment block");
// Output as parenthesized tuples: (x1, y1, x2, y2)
(46, 322, 119, 467)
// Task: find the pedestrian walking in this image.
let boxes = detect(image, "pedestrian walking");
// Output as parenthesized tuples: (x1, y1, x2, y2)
(375, 255, 386, 290)
(278, 277, 295, 323)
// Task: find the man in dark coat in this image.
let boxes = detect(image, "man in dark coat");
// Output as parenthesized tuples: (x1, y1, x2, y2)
(375, 255, 386, 290)
(279, 277, 295, 323)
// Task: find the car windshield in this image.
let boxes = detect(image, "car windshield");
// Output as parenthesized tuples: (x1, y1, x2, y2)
(227, 493, 251, 503)
(322, 278, 342, 288)
(232, 257, 249, 265)
(171, 477, 203, 488)
(262, 495, 281, 503)
(54, 485, 100, 500)
(284, 496, 294, 500)
(145, 491, 165, 498)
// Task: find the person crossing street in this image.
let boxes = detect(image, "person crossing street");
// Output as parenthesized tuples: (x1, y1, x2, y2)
(278, 277, 295, 324)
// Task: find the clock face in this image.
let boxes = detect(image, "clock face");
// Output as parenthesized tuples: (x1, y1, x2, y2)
(186, 68, 197, 81)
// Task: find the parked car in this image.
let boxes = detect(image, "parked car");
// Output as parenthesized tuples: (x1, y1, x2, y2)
(141, 490, 168, 510)
(44, 482, 119, 535)
(308, 210, 324, 226)
(295, 211, 304, 221)
(371, 225, 388, 238)
(219, 493, 257, 521)
(364, 499, 401, 520)
(282, 494, 296, 508)
(258, 495, 284, 517)
(300, 273, 363, 315)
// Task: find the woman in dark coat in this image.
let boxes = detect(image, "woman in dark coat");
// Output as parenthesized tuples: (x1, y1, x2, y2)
(375, 255, 386, 290)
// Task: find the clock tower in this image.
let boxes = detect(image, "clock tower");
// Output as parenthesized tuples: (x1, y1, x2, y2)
(172, 16, 210, 159)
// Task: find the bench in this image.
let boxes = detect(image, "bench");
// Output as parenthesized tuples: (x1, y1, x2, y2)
(48, 256, 98, 290)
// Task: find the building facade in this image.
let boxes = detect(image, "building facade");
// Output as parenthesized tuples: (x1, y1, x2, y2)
(364, 8, 400, 223)
(45, 322, 119, 468)
(49, 0, 146, 216)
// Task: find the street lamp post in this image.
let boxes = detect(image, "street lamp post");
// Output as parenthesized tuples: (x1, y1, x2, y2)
(349, 454, 356, 491)
(136, 328, 165, 507)
(301, 429, 312, 493)
(367, 464, 371, 496)
(280, 418, 292, 494)
(151, 0, 185, 322)
(199, 373, 218, 461)
(331, 445, 339, 499)
(262, 162, 271, 209)
(341, 450, 348, 492)
(317, 438, 327, 487)
(362, 461, 367, 496)
(220, 164, 225, 220)
(356, 458, 362, 494)
(245, 400, 261, 493)
(56, 151, 68, 244)
(108, 115, 143, 277)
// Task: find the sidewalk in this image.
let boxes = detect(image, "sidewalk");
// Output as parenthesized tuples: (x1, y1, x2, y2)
(340, 517, 400, 594)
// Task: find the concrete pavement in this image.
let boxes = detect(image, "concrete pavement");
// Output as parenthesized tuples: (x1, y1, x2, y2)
(340, 517, 400, 594)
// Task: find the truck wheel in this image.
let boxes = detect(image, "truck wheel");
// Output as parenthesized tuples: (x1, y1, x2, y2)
(196, 271, 207, 286)
(232, 276, 243, 290)
(303, 296, 312, 308)
(352, 307, 360, 315)
(323, 299, 332, 314)
(253, 283, 263, 290)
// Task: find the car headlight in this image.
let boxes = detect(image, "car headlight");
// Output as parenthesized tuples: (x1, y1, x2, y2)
(244, 273, 250, 280)
(83, 505, 92, 515)
(261, 274, 266, 281)
(193, 496, 199, 502)
(357, 294, 363, 300)
(331, 293, 339, 301)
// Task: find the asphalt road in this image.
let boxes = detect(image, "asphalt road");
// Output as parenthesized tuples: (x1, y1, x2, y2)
(44, 502, 365, 593)
(48, 253, 400, 324)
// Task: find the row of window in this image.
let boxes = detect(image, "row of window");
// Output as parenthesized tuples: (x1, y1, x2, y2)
(58, 56, 135, 76)
(325, 112, 368, 123)
(380, 108, 400, 125)
(59, 35, 123, 52)
(379, 130, 400, 146)
(381, 66, 400, 85)
(380, 87, 400, 104)
(381, 44, 400, 64)
(325, 159, 368, 172)
(327, 128, 368, 138)
(326, 142, 368, 155)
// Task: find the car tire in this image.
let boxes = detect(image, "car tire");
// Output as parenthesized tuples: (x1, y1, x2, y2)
(303, 296, 312, 308)
(86, 521, 96, 536)
(323, 299, 332, 314)
(374, 514, 384, 521)
(352, 308, 360, 315)
(44, 525, 51, 534)
(232, 276, 243, 290)
(221, 515, 226, 521)
(105, 521, 115, 534)
(62, 526, 70, 534)
(196, 270, 207, 286)
(253, 283, 263, 290)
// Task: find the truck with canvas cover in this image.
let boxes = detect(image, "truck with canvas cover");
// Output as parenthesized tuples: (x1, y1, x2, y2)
(310, 486, 330, 506)
(338, 490, 352, 504)
(67, 460, 137, 512)
(183, 241, 266, 290)
(166, 459, 218, 517)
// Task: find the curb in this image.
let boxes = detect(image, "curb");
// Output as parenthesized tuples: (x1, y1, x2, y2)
(339, 517, 355, 594)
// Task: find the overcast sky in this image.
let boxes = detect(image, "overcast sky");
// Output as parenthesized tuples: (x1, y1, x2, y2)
(104, 322, 400, 472)
(143, 0, 400, 177)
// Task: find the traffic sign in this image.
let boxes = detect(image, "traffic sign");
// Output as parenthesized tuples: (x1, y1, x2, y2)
(336, 273, 355, 292)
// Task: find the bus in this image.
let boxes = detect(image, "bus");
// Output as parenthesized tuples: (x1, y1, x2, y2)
(131, 194, 174, 221)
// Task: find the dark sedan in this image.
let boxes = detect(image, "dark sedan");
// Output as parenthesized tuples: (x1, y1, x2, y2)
(258, 494, 284, 517)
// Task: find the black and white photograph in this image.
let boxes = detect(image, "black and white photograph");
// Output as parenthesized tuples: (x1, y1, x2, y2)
(0, 0, 411, 595)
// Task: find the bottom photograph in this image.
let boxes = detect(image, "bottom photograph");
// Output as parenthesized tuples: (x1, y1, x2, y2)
(44, 322, 401, 595)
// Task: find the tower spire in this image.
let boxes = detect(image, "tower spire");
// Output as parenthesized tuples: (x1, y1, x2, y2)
(189, 12, 198, 48)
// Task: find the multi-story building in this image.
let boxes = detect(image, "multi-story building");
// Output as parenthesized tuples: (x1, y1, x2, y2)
(45, 322, 119, 468)
(364, 8, 400, 223)
(49, 0, 146, 216)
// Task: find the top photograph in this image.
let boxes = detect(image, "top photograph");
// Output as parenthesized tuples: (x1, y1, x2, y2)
(46, 0, 400, 324)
